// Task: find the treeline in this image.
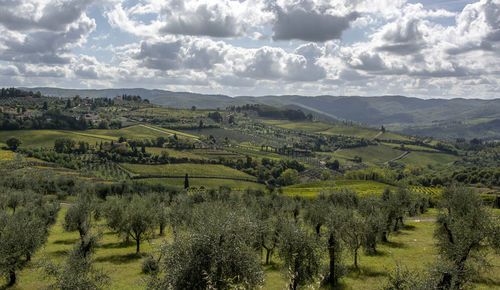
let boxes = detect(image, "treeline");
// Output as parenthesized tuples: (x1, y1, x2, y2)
(0, 88, 41, 99)
(228, 104, 312, 121)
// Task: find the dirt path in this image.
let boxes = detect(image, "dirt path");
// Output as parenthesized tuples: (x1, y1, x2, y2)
(372, 131, 383, 140)
(384, 151, 410, 164)
(138, 124, 173, 136)
(404, 217, 437, 222)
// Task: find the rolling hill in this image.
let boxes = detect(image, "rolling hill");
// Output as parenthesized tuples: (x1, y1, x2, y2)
(21, 87, 500, 140)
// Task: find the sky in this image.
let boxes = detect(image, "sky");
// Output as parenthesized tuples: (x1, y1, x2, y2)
(0, 0, 499, 99)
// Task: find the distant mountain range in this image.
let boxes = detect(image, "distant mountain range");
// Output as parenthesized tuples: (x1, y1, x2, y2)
(20, 87, 500, 140)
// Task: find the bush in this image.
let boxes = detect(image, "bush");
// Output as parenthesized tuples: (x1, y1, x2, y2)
(142, 256, 159, 274)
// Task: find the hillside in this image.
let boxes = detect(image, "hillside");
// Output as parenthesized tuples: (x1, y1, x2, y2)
(21, 87, 500, 140)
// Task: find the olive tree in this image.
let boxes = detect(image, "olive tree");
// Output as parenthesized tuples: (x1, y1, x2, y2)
(278, 220, 322, 290)
(148, 202, 263, 289)
(434, 187, 500, 289)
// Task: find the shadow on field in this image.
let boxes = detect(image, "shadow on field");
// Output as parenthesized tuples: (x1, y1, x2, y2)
(347, 266, 386, 279)
(50, 249, 70, 257)
(402, 224, 416, 230)
(95, 253, 144, 264)
(53, 238, 79, 245)
(474, 277, 500, 287)
(381, 240, 407, 249)
(98, 241, 133, 249)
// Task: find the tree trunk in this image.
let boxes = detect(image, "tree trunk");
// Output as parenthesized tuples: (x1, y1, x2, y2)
(327, 232, 337, 286)
(136, 239, 140, 253)
(315, 223, 321, 236)
(354, 248, 359, 269)
(26, 252, 31, 262)
(265, 248, 272, 265)
(159, 224, 164, 236)
(381, 231, 388, 242)
(8, 269, 16, 286)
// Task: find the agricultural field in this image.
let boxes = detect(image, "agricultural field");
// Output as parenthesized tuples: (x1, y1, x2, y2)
(139, 177, 264, 190)
(330, 144, 403, 164)
(262, 120, 334, 132)
(282, 179, 397, 198)
(399, 151, 459, 167)
(121, 163, 257, 180)
(320, 126, 380, 139)
(0, 130, 110, 148)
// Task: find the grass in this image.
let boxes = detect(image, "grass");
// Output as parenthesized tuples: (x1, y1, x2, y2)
(13, 206, 160, 290)
(139, 178, 265, 190)
(282, 180, 397, 198)
(0, 130, 109, 148)
(320, 126, 380, 139)
(0, 148, 15, 161)
(263, 120, 334, 132)
(120, 163, 257, 180)
(381, 142, 441, 152)
(400, 151, 459, 167)
(146, 147, 206, 160)
(330, 145, 403, 164)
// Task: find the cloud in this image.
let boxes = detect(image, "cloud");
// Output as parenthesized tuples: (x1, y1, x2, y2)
(0, 0, 96, 64)
(106, 0, 272, 38)
(135, 37, 228, 71)
(270, 1, 359, 42)
(376, 18, 426, 55)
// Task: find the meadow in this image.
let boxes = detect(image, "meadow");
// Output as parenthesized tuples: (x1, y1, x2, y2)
(282, 180, 397, 198)
(120, 163, 257, 180)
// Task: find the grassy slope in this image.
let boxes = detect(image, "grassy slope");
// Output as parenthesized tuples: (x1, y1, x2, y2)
(121, 163, 257, 180)
(282, 180, 397, 198)
(139, 178, 265, 190)
(331, 145, 403, 164)
(400, 151, 459, 167)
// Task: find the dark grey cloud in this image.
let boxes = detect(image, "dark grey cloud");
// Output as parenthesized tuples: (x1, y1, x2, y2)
(0, 0, 94, 32)
(161, 4, 241, 37)
(272, 8, 359, 42)
(136, 39, 226, 71)
(0, 18, 95, 64)
(376, 19, 425, 55)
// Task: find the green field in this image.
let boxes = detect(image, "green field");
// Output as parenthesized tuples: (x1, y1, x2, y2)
(320, 126, 380, 139)
(399, 151, 459, 167)
(121, 163, 257, 180)
(282, 179, 397, 198)
(139, 177, 264, 190)
(381, 142, 441, 152)
(13, 207, 499, 290)
(331, 145, 402, 164)
(263, 120, 334, 132)
(146, 147, 207, 160)
(0, 148, 15, 161)
(0, 130, 114, 148)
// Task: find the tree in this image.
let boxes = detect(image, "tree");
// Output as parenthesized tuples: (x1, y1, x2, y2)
(434, 187, 500, 289)
(323, 207, 346, 287)
(63, 194, 93, 240)
(278, 169, 300, 186)
(184, 173, 189, 189)
(44, 232, 109, 289)
(54, 138, 75, 153)
(123, 195, 156, 253)
(339, 210, 364, 269)
(148, 202, 262, 289)
(278, 220, 322, 290)
(6, 138, 21, 151)
(358, 195, 385, 254)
